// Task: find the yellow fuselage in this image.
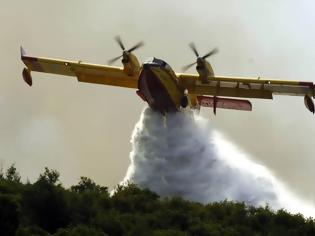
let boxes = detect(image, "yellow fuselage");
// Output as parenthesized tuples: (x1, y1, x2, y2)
(137, 58, 184, 113)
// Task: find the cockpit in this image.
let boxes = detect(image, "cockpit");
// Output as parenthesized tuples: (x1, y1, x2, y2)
(142, 57, 177, 78)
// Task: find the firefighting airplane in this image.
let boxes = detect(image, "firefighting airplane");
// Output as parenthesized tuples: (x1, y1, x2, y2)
(21, 37, 315, 115)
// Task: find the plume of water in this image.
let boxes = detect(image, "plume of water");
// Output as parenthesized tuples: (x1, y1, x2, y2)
(123, 107, 315, 217)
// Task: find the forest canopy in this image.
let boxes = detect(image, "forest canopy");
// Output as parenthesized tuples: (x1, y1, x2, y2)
(0, 164, 314, 236)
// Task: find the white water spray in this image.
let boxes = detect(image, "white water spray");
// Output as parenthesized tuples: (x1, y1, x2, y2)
(123, 107, 315, 217)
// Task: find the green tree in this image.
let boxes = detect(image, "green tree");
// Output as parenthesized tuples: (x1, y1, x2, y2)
(5, 164, 21, 183)
(71, 177, 108, 194)
(54, 225, 108, 236)
(38, 167, 60, 185)
(15, 226, 50, 236)
(21, 168, 69, 233)
(0, 194, 19, 236)
(0, 162, 4, 180)
(0, 165, 314, 235)
(151, 229, 188, 236)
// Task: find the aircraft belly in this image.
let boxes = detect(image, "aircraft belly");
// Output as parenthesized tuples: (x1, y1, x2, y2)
(138, 68, 179, 113)
(150, 67, 182, 108)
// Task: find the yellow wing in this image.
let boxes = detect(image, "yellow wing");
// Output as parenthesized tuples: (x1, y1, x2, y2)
(20, 47, 138, 88)
(177, 73, 315, 99)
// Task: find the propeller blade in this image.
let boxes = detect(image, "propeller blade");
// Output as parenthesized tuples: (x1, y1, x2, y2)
(128, 41, 144, 52)
(189, 42, 199, 57)
(108, 54, 123, 65)
(182, 61, 197, 71)
(115, 36, 125, 50)
(111, 36, 143, 64)
(202, 48, 218, 59)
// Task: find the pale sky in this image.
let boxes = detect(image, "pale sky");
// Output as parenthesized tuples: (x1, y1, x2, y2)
(1, 0, 315, 204)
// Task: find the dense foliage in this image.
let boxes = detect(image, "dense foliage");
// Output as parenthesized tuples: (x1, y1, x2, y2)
(0, 165, 314, 236)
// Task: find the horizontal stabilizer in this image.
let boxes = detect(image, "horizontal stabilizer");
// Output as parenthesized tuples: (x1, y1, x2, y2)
(197, 96, 252, 112)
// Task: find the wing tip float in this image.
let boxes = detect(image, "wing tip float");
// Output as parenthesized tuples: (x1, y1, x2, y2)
(304, 95, 315, 114)
(20, 46, 33, 86)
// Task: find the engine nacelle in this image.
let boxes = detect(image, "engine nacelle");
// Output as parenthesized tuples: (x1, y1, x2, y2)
(196, 59, 215, 84)
(122, 52, 141, 76)
(196, 65, 209, 78)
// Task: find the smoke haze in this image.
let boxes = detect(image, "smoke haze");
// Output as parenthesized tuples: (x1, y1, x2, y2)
(124, 108, 315, 217)
(0, 0, 315, 205)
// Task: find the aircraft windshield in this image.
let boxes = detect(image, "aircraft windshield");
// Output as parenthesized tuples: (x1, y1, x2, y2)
(143, 57, 177, 78)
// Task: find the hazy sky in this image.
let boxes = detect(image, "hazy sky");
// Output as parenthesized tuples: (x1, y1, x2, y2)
(1, 0, 315, 203)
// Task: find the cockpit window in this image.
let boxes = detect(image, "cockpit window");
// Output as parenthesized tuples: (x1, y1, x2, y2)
(164, 64, 171, 71)
(142, 57, 178, 81)
(164, 63, 177, 80)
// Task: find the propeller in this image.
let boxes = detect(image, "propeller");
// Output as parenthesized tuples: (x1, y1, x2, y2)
(108, 36, 144, 64)
(182, 43, 218, 71)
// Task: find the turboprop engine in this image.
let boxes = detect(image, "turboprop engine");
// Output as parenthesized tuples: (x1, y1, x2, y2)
(108, 36, 143, 76)
(182, 43, 218, 83)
